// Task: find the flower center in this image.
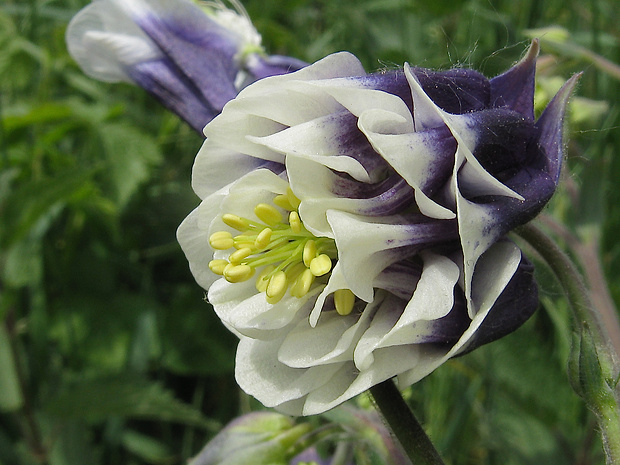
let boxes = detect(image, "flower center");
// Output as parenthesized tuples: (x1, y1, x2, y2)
(208, 187, 356, 315)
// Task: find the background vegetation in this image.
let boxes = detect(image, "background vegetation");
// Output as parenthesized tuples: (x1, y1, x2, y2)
(0, 0, 618, 463)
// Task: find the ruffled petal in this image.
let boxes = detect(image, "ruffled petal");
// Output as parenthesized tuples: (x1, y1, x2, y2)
(327, 210, 457, 302)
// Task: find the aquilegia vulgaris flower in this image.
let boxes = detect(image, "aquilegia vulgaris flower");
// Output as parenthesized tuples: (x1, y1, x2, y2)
(177, 40, 577, 415)
(66, 0, 305, 133)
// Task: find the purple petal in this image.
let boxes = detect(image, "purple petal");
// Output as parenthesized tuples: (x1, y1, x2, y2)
(416, 290, 470, 345)
(129, 59, 222, 133)
(352, 66, 490, 116)
(134, 9, 240, 114)
(460, 252, 538, 353)
(245, 54, 308, 82)
(329, 171, 415, 216)
(490, 39, 539, 119)
(463, 108, 536, 185)
(533, 73, 581, 183)
(412, 67, 490, 114)
(373, 259, 423, 300)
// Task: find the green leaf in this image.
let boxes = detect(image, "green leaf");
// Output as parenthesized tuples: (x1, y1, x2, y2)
(0, 167, 95, 247)
(0, 325, 24, 412)
(44, 374, 219, 431)
(121, 430, 174, 465)
(99, 123, 162, 208)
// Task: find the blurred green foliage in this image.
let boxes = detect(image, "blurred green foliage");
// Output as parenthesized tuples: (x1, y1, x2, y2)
(0, 0, 618, 463)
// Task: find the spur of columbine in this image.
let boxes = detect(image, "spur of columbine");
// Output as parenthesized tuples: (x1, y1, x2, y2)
(65, 0, 305, 133)
(177, 40, 577, 415)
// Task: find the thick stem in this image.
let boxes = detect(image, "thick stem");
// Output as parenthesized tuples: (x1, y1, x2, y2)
(369, 379, 445, 465)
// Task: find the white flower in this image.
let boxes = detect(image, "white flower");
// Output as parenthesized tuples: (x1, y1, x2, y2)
(178, 46, 575, 415)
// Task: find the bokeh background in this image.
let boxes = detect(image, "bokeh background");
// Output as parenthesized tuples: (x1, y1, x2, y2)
(1, 0, 619, 463)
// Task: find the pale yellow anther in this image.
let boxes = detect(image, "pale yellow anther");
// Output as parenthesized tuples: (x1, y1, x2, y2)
(289, 211, 302, 234)
(255, 228, 272, 249)
(286, 187, 301, 210)
(229, 247, 253, 264)
(273, 194, 294, 211)
(233, 241, 255, 250)
(223, 263, 254, 283)
(303, 240, 317, 267)
(208, 259, 229, 276)
(285, 262, 307, 282)
(310, 254, 332, 277)
(334, 289, 356, 316)
(290, 268, 315, 298)
(209, 231, 234, 250)
(254, 203, 283, 226)
(266, 271, 288, 304)
(255, 265, 276, 293)
(222, 214, 250, 231)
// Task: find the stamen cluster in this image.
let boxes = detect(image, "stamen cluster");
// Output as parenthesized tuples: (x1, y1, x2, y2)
(208, 187, 354, 313)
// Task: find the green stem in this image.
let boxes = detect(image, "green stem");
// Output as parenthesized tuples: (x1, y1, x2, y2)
(515, 223, 620, 464)
(369, 379, 445, 465)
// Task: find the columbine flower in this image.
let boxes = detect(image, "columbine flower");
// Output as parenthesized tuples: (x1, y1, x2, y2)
(177, 40, 577, 415)
(66, 0, 306, 133)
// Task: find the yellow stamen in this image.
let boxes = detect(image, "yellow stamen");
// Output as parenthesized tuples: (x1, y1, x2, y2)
(310, 254, 332, 277)
(223, 263, 254, 283)
(255, 265, 276, 292)
(273, 193, 295, 211)
(303, 240, 317, 267)
(290, 268, 315, 298)
(209, 259, 229, 275)
(222, 213, 251, 231)
(334, 289, 356, 316)
(209, 231, 234, 250)
(289, 211, 302, 233)
(206, 187, 348, 312)
(254, 203, 283, 226)
(266, 271, 288, 304)
(255, 228, 272, 249)
(229, 247, 253, 264)
(285, 262, 307, 282)
(286, 187, 301, 210)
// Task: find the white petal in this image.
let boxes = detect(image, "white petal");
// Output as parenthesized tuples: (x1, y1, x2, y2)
(303, 344, 424, 415)
(308, 80, 413, 121)
(358, 109, 456, 219)
(279, 298, 378, 368)
(378, 252, 460, 348)
(66, 0, 160, 82)
(203, 53, 366, 162)
(209, 279, 322, 339)
(192, 140, 280, 200)
(235, 336, 345, 408)
(326, 210, 420, 302)
(396, 241, 522, 386)
(250, 116, 371, 183)
(177, 206, 219, 290)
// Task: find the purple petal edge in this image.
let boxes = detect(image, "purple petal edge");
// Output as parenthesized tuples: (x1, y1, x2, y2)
(533, 73, 581, 183)
(490, 39, 539, 119)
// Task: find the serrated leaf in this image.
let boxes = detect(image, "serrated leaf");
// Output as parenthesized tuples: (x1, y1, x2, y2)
(44, 375, 218, 431)
(0, 167, 95, 247)
(100, 123, 162, 208)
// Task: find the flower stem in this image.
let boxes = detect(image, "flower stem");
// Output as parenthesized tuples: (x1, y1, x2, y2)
(369, 379, 445, 465)
(515, 222, 620, 464)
